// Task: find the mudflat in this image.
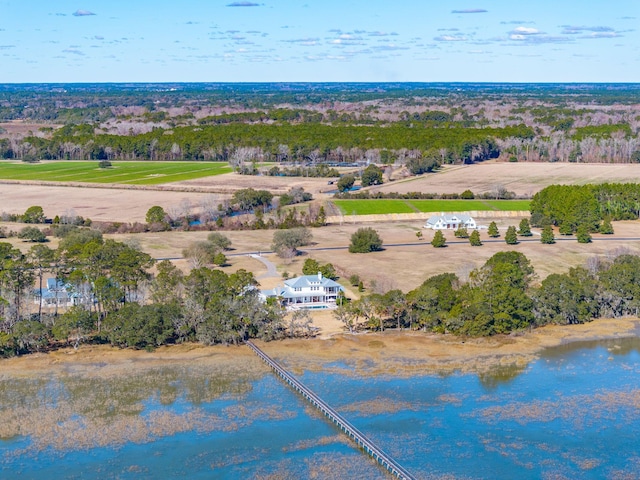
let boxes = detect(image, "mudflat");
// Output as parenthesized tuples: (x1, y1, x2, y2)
(3, 317, 637, 378)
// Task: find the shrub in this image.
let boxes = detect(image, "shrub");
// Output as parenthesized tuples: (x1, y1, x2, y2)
(576, 226, 592, 243)
(349, 227, 383, 253)
(454, 227, 469, 238)
(460, 189, 474, 199)
(487, 221, 500, 238)
(505, 226, 518, 245)
(431, 230, 446, 248)
(600, 217, 614, 234)
(469, 230, 482, 246)
(146, 206, 167, 224)
(337, 174, 356, 192)
(541, 225, 555, 244)
(22, 206, 45, 224)
(518, 218, 532, 236)
(18, 226, 47, 243)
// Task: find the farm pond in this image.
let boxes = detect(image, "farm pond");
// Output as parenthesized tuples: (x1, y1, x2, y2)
(1, 337, 640, 479)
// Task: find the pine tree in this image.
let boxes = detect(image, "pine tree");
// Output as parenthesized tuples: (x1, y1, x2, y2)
(559, 223, 573, 235)
(505, 226, 518, 245)
(518, 218, 532, 236)
(487, 221, 500, 238)
(431, 230, 446, 248)
(314, 206, 327, 227)
(469, 230, 482, 246)
(454, 227, 469, 238)
(540, 225, 555, 244)
(576, 225, 592, 243)
(600, 217, 614, 234)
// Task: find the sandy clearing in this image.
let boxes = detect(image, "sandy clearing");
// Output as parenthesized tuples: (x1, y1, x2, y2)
(375, 162, 640, 197)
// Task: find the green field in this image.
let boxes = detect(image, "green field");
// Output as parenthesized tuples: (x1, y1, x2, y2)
(0, 161, 232, 185)
(332, 199, 531, 215)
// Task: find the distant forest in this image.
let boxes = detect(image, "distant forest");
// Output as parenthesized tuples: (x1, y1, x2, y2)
(1, 83, 639, 165)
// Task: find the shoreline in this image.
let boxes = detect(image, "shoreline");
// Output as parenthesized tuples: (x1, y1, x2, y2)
(2, 317, 639, 377)
(1, 317, 638, 452)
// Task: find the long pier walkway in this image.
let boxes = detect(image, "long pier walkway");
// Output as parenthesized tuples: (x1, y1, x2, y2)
(246, 341, 416, 480)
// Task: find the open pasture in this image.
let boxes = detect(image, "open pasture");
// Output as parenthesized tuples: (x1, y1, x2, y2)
(332, 199, 530, 215)
(0, 161, 231, 185)
(376, 162, 640, 197)
(116, 219, 640, 294)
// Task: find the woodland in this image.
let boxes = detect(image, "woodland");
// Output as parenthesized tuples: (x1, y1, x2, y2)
(1, 83, 640, 166)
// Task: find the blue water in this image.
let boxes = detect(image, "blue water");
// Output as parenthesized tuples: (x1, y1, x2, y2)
(2, 338, 640, 479)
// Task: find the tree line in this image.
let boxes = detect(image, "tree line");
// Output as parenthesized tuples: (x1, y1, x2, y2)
(0, 228, 288, 357)
(0, 122, 531, 163)
(335, 251, 640, 336)
(530, 183, 640, 233)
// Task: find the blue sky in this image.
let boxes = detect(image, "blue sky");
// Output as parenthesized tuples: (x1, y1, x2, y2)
(1, 1, 638, 83)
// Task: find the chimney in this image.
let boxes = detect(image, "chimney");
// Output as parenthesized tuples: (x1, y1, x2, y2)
(318, 272, 323, 280)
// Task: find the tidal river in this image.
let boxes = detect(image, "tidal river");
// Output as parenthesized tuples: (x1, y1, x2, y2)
(1, 337, 640, 479)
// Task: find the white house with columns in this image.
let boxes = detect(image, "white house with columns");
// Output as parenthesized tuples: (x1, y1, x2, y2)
(260, 272, 345, 310)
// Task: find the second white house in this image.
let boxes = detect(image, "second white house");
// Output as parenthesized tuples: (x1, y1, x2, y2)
(424, 214, 476, 230)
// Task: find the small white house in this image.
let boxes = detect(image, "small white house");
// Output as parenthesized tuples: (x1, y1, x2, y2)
(425, 214, 476, 230)
(260, 272, 345, 310)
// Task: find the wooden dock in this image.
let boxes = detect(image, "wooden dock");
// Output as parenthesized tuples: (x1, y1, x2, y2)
(246, 341, 417, 480)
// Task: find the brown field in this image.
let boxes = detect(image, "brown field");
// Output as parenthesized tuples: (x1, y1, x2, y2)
(0, 172, 335, 223)
(3, 162, 640, 223)
(175, 172, 337, 196)
(0, 183, 230, 222)
(375, 162, 640, 196)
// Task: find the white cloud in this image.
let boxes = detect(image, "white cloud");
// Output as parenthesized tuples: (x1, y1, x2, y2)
(451, 9, 488, 14)
(371, 44, 409, 51)
(561, 25, 615, 35)
(509, 35, 571, 45)
(226, 1, 260, 6)
(434, 35, 467, 42)
(583, 32, 622, 39)
(510, 27, 540, 35)
(72, 10, 95, 17)
(368, 31, 398, 37)
(283, 38, 321, 46)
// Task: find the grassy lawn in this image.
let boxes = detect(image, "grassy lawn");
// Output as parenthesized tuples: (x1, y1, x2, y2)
(332, 199, 416, 215)
(332, 199, 530, 215)
(0, 161, 231, 185)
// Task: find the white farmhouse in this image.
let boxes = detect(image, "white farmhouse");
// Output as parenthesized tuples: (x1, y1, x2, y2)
(424, 214, 476, 230)
(260, 272, 345, 310)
